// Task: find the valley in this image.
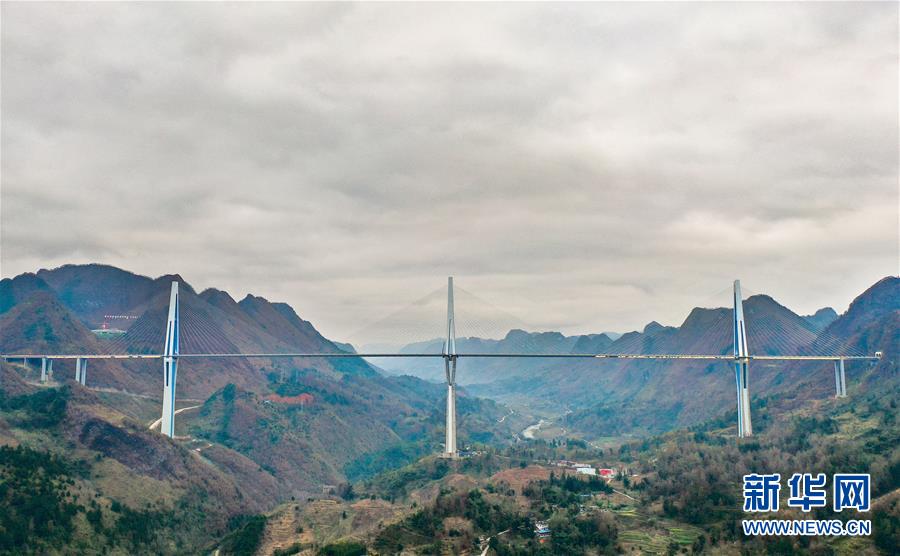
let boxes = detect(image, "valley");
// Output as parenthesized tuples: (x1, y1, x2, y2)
(0, 265, 897, 555)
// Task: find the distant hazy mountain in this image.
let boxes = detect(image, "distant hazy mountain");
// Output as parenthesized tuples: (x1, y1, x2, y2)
(802, 307, 839, 331)
(382, 277, 897, 436)
(373, 329, 616, 383)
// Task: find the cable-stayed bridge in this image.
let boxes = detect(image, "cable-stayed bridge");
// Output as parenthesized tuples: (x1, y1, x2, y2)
(1, 278, 881, 455)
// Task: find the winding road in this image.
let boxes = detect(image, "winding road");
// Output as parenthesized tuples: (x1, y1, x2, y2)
(147, 405, 202, 431)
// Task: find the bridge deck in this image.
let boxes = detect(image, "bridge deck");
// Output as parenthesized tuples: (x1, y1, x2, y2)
(1, 353, 880, 361)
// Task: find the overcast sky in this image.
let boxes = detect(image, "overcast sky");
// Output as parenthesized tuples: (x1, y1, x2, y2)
(1, 2, 897, 342)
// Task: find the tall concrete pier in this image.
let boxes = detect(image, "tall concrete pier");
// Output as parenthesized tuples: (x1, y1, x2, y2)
(160, 282, 180, 438)
(733, 280, 752, 437)
(443, 277, 458, 458)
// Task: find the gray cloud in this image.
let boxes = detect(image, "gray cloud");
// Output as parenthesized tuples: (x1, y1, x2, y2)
(1, 2, 897, 341)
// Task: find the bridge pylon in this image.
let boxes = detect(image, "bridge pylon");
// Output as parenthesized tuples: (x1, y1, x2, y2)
(160, 282, 180, 438)
(75, 357, 87, 385)
(834, 359, 847, 398)
(733, 280, 752, 438)
(442, 276, 458, 458)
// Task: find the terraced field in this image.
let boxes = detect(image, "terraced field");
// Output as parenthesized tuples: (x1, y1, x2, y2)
(613, 507, 702, 554)
(618, 530, 669, 554)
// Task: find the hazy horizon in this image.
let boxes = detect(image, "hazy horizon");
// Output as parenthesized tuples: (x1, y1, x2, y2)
(4, 261, 892, 346)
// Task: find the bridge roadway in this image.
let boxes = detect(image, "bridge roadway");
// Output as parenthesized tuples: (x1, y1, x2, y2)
(1, 352, 881, 361)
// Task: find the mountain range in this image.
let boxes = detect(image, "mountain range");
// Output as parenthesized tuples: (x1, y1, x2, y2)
(0, 264, 521, 497)
(0, 264, 897, 554)
(383, 277, 898, 435)
(2, 266, 897, 441)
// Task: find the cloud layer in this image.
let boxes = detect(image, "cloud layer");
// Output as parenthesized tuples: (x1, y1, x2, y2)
(2, 2, 897, 341)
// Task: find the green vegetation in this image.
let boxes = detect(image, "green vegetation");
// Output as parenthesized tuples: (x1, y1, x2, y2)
(210, 383, 239, 446)
(0, 381, 265, 555)
(375, 487, 533, 554)
(275, 379, 351, 406)
(523, 471, 613, 509)
(318, 540, 367, 555)
(273, 542, 304, 556)
(218, 515, 267, 556)
(622, 385, 900, 553)
(2, 399, 897, 556)
(0, 443, 180, 554)
(111, 505, 169, 550)
(364, 456, 452, 501)
(0, 385, 70, 428)
(543, 514, 617, 555)
(373, 477, 619, 555)
(0, 446, 78, 553)
(872, 495, 900, 554)
(344, 442, 431, 482)
(351, 382, 899, 555)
